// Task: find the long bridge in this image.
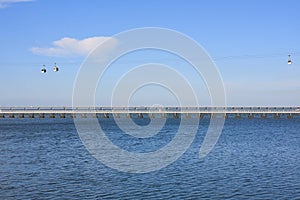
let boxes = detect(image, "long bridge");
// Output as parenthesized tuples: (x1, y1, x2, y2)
(0, 107, 300, 119)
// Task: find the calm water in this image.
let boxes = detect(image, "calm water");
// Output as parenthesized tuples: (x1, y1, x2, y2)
(0, 117, 299, 199)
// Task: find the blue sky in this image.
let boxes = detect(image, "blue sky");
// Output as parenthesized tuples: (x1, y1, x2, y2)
(0, 0, 300, 106)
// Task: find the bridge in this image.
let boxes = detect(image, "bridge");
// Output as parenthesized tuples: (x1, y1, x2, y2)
(0, 107, 300, 119)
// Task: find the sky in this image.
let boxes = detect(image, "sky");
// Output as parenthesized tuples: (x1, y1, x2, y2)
(0, 0, 300, 107)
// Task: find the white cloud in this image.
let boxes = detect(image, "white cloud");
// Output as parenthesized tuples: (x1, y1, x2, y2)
(31, 36, 117, 57)
(0, 0, 32, 8)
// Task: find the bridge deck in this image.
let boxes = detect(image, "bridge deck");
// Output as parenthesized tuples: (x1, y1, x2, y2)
(0, 107, 300, 114)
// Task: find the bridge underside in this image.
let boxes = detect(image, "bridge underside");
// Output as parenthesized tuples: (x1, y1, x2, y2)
(0, 107, 299, 119)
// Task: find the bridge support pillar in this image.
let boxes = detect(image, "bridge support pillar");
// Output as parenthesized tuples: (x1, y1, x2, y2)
(103, 113, 109, 118)
(173, 113, 179, 119)
(9, 114, 14, 118)
(236, 114, 241, 119)
(185, 113, 190, 118)
(29, 114, 34, 118)
(261, 114, 267, 119)
(60, 114, 66, 118)
(113, 114, 120, 118)
(287, 114, 293, 119)
(70, 114, 76, 118)
(149, 113, 155, 119)
(50, 114, 55, 118)
(19, 114, 24, 118)
(39, 114, 45, 118)
(0, 114, 4, 118)
(199, 113, 203, 119)
(274, 113, 280, 119)
(138, 113, 143, 118)
(248, 113, 253, 119)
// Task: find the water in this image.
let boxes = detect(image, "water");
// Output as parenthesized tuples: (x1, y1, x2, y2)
(0, 117, 299, 199)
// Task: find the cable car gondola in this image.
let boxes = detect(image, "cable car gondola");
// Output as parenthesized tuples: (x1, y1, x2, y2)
(41, 65, 46, 73)
(288, 55, 292, 65)
(53, 63, 59, 72)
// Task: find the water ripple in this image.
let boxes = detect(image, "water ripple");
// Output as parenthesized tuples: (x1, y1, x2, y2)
(0, 118, 299, 199)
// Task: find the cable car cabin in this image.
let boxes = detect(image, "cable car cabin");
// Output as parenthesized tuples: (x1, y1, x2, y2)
(53, 63, 59, 72)
(288, 55, 292, 65)
(53, 66, 59, 72)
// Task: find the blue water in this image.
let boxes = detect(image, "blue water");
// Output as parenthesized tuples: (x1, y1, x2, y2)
(0, 117, 299, 199)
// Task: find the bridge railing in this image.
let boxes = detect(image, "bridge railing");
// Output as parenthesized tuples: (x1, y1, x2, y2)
(1, 107, 300, 113)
